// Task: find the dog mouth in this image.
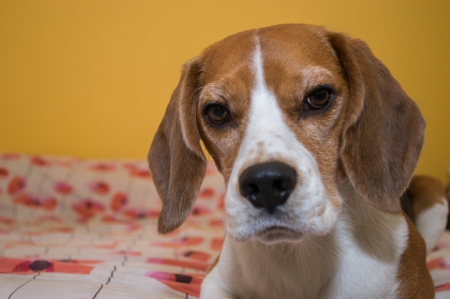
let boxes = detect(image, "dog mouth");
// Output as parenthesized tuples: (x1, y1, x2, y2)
(256, 226, 304, 244)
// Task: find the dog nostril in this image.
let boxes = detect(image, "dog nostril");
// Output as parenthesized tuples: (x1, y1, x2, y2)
(239, 162, 297, 213)
(273, 179, 294, 191)
(241, 183, 263, 206)
(242, 183, 260, 197)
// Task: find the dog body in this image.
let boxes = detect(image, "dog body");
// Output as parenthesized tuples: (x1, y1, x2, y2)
(149, 24, 448, 298)
(204, 185, 410, 298)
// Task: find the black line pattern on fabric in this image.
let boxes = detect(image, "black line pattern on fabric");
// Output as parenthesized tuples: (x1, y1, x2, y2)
(58, 160, 78, 217)
(125, 171, 133, 195)
(92, 284, 103, 299)
(106, 265, 116, 285)
(7, 272, 40, 299)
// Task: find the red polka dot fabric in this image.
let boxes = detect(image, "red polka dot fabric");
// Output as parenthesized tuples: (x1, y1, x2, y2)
(0, 154, 225, 298)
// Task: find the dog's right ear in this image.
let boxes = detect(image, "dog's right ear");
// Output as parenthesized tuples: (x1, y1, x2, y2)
(148, 57, 206, 234)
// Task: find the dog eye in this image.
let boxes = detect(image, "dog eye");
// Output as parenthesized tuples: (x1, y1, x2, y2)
(305, 88, 332, 110)
(205, 104, 231, 125)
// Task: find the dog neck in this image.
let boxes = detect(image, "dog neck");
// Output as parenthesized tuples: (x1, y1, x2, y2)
(217, 180, 408, 299)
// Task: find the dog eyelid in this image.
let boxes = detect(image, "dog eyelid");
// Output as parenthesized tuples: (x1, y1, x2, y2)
(300, 85, 336, 117)
(202, 102, 233, 127)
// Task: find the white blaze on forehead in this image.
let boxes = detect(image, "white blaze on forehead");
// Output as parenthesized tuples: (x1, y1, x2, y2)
(240, 38, 310, 164)
(252, 39, 267, 104)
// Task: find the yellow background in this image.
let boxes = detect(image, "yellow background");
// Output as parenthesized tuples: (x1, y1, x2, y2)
(1, 1, 449, 182)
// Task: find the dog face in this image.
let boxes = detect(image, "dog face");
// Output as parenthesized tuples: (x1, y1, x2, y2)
(197, 30, 347, 243)
(149, 24, 425, 243)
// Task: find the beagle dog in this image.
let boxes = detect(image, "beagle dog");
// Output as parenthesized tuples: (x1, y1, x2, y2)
(148, 24, 448, 299)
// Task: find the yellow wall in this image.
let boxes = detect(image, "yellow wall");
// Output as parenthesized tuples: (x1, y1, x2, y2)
(1, 1, 449, 182)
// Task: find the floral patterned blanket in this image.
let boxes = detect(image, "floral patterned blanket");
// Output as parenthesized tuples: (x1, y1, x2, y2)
(0, 154, 449, 298)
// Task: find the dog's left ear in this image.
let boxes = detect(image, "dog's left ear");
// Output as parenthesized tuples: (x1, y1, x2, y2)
(328, 31, 426, 213)
(148, 57, 206, 234)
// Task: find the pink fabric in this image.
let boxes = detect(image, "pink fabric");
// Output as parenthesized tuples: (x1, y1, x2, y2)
(0, 154, 224, 298)
(0, 153, 449, 298)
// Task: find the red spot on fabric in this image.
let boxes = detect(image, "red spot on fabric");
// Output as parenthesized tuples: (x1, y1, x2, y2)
(111, 192, 128, 211)
(1, 257, 94, 275)
(89, 163, 117, 172)
(217, 192, 225, 210)
(436, 282, 450, 292)
(205, 165, 218, 175)
(433, 242, 448, 251)
(101, 214, 131, 224)
(123, 208, 159, 219)
(191, 205, 212, 216)
(427, 257, 450, 270)
(211, 238, 224, 251)
(198, 187, 215, 199)
(54, 181, 73, 195)
(122, 162, 138, 170)
(0, 217, 14, 225)
(147, 271, 171, 281)
(8, 176, 26, 195)
(208, 218, 224, 227)
(126, 223, 142, 232)
(114, 250, 141, 256)
(0, 153, 20, 160)
(0, 167, 9, 178)
(145, 271, 204, 297)
(151, 236, 203, 248)
(91, 241, 119, 249)
(129, 168, 151, 178)
(182, 251, 211, 261)
(13, 260, 55, 272)
(89, 181, 110, 195)
(72, 199, 105, 221)
(52, 260, 93, 274)
(0, 257, 24, 272)
(13, 260, 33, 272)
(13, 194, 57, 211)
(31, 156, 48, 166)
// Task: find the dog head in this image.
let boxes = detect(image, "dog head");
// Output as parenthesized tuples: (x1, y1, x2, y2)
(148, 24, 425, 243)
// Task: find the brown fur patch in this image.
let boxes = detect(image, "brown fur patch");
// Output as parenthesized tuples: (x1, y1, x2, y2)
(196, 30, 257, 183)
(409, 175, 446, 220)
(396, 214, 434, 298)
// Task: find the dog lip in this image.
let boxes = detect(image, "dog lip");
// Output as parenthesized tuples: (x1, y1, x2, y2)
(262, 226, 292, 232)
(256, 226, 303, 243)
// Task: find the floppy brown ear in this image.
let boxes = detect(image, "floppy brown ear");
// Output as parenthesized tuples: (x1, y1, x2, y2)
(328, 32, 426, 213)
(148, 57, 206, 234)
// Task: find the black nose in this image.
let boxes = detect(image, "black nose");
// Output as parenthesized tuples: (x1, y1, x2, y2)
(239, 161, 297, 214)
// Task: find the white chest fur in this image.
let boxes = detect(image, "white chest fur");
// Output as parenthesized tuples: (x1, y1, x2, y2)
(201, 183, 409, 299)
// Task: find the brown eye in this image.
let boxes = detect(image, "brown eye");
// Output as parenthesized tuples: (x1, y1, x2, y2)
(206, 104, 230, 125)
(305, 88, 332, 110)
